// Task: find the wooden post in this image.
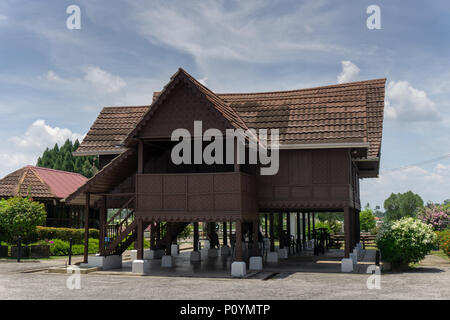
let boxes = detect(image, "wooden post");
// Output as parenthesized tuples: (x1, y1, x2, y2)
(312, 212, 315, 233)
(307, 212, 311, 240)
(99, 195, 106, 254)
(229, 221, 232, 244)
(235, 221, 243, 261)
(302, 212, 306, 245)
(269, 212, 275, 252)
(193, 222, 199, 251)
(344, 206, 351, 258)
(68, 206, 72, 228)
(355, 209, 360, 244)
(150, 222, 156, 250)
(137, 218, 144, 260)
(264, 213, 268, 238)
(278, 212, 284, 249)
(286, 212, 291, 255)
(83, 193, 90, 263)
(223, 222, 228, 246)
(296, 212, 301, 252)
(156, 222, 161, 242)
(252, 219, 259, 256)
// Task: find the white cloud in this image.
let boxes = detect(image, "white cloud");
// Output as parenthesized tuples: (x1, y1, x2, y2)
(83, 66, 127, 94)
(361, 163, 450, 209)
(0, 120, 84, 178)
(128, 0, 344, 68)
(337, 60, 360, 84)
(384, 80, 440, 122)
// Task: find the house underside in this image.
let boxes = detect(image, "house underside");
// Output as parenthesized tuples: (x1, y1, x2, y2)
(67, 68, 385, 270)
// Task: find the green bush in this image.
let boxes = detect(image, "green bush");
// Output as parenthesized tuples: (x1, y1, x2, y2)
(376, 217, 437, 268)
(47, 238, 99, 256)
(436, 229, 450, 258)
(315, 220, 342, 233)
(36, 226, 99, 244)
(0, 197, 47, 244)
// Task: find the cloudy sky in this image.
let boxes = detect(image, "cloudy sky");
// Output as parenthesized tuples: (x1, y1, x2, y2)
(0, 1, 449, 209)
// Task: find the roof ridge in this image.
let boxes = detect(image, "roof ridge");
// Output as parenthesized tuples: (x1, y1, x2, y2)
(31, 165, 87, 178)
(217, 78, 387, 97)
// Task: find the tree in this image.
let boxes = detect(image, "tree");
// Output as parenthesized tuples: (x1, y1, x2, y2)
(0, 197, 47, 244)
(384, 191, 424, 221)
(36, 139, 98, 178)
(360, 207, 376, 232)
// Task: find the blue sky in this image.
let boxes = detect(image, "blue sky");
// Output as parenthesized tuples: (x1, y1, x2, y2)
(0, 0, 449, 209)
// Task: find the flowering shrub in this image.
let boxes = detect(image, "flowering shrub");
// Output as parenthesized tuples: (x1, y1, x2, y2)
(376, 217, 437, 268)
(0, 197, 46, 244)
(436, 230, 450, 258)
(417, 204, 449, 231)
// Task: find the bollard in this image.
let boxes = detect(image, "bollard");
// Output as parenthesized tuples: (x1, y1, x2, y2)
(68, 238, 73, 265)
(17, 236, 22, 262)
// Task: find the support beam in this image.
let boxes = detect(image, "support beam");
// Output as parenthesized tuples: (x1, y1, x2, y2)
(344, 206, 351, 258)
(307, 212, 311, 240)
(223, 222, 228, 246)
(137, 218, 143, 260)
(252, 219, 259, 256)
(286, 212, 291, 255)
(355, 209, 361, 244)
(302, 212, 306, 245)
(83, 193, 90, 263)
(235, 221, 243, 261)
(278, 213, 284, 249)
(296, 212, 301, 252)
(264, 214, 268, 238)
(312, 212, 315, 233)
(99, 195, 106, 254)
(193, 222, 199, 251)
(269, 213, 275, 252)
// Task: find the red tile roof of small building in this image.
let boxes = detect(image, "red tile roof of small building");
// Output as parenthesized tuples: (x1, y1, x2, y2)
(0, 166, 88, 200)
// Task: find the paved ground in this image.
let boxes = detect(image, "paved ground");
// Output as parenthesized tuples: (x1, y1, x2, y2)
(0, 252, 448, 300)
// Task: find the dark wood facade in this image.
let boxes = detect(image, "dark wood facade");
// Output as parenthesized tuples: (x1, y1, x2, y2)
(67, 68, 385, 262)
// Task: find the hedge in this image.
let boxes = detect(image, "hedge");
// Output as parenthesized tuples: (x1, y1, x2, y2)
(48, 238, 99, 256)
(36, 227, 99, 244)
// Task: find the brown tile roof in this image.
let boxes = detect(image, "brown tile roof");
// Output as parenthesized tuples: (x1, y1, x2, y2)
(77, 70, 385, 159)
(218, 78, 386, 158)
(0, 166, 87, 200)
(74, 106, 149, 155)
(123, 68, 249, 146)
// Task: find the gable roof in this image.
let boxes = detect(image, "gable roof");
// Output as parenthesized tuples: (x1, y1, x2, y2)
(122, 68, 249, 146)
(0, 166, 88, 200)
(73, 106, 149, 156)
(75, 69, 385, 159)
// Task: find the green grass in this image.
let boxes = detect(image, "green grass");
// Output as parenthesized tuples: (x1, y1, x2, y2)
(431, 250, 449, 260)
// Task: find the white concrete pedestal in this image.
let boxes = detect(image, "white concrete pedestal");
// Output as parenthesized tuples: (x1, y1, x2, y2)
(267, 251, 278, 263)
(161, 255, 173, 267)
(220, 245, 230, 256)
(249, 256, 263, 271)
(190, 251, 201, 262)
(132, 259, 150, 273)
(208, 248, 218, 258)
(277, 248, 288, 259)
(231, 261, 246, 277)
(80, 255, 122, 270)
(171, 244, 179, 256)
(341, 258, 354, 272)
(130, 250, 137, 261)
(350, 252, 358, 265)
